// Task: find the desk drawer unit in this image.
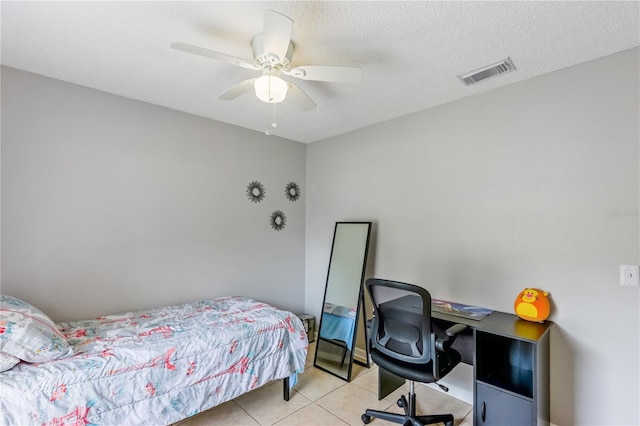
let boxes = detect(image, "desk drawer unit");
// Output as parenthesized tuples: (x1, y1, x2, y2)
(476, 382, 533, 426)
(474, 324, 550, 426)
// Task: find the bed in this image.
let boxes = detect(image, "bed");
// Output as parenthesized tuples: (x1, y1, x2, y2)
(0, 294, 308, 425)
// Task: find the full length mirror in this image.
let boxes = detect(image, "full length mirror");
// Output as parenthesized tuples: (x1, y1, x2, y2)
(314, 222, 372, 381)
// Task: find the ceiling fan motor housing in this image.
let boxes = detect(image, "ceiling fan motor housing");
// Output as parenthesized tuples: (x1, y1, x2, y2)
(252, 33, 293, 70)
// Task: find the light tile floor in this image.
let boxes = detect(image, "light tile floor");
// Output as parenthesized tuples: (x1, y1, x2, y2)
(175, 342, 473, 426)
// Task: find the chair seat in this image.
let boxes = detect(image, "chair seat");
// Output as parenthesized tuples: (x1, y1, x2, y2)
(371, 347, 461, 383)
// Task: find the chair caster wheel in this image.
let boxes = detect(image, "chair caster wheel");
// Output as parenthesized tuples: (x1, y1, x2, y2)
(398, 395, 409, 408)
(362, 414, 372, 424)
(445, 421, 453, 426)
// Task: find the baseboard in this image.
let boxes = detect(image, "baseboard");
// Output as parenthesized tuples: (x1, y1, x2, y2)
(354, 347, 367, 363)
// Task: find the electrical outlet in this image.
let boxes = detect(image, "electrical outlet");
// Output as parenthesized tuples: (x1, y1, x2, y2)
(620, 265, 640, 287)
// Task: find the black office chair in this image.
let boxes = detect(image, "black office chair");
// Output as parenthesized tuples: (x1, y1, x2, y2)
(362, 278, 467, 426)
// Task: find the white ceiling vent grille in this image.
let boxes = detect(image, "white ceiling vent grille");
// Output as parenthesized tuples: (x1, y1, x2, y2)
(458, 57, 516, 85)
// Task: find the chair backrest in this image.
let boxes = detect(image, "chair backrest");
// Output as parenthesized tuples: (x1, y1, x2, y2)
(366, 278, 433, 365)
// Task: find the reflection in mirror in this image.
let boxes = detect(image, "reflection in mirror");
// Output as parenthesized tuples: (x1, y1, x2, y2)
(314, 222, 372, 381)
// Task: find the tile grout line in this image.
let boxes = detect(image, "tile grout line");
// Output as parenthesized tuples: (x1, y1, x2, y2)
(232, 399, 262, 426)
(265, 389, 309, 426)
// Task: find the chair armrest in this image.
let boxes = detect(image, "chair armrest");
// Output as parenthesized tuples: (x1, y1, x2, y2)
(445, 323, 467, 337)
(435, 323, 468, 352)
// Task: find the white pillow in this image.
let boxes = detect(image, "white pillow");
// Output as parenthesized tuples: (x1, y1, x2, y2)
(0, 295, 73, 362)
(0, 351, 20, 372)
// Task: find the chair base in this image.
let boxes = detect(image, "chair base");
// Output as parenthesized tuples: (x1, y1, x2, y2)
(361, 391, 454, 426)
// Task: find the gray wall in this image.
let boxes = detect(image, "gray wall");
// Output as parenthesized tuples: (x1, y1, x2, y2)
(306, 48, 639, 426)
(1, 66, 306, 321)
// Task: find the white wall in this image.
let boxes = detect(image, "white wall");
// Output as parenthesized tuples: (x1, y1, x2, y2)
(306, 48, 639, 426)
(1, 66, 306, 321)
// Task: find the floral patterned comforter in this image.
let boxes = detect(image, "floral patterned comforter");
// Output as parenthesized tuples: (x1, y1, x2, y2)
(0, 296, 308, 425)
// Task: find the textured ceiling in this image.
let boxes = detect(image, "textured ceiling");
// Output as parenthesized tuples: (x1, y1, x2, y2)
(2, 1, 638, 143)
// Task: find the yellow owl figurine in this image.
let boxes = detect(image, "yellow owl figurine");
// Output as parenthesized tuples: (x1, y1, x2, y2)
(514, 288, 550, 322)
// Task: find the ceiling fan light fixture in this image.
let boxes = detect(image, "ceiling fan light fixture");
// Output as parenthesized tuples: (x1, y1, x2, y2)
(254, 74, 288, 103)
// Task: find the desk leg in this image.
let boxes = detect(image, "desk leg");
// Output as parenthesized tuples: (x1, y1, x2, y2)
(378, 366, 405, 400)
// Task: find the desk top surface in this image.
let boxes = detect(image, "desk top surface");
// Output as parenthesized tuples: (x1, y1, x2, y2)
(433, 309, 552, 342)
(380, 294, 553, 343)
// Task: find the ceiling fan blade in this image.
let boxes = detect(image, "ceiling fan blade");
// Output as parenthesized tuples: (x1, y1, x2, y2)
(286, 82, 316, 111)
(262, 10, 293, 63)
(285, 66, 363, 84)
(218, 79, 256, 100)
(171, 42, 258, 70)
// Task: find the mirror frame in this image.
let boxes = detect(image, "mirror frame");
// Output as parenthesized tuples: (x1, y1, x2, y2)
(314, 221, 372, 382)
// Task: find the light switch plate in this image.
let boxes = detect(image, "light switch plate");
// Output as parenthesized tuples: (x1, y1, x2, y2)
(620, 265, 640, 287)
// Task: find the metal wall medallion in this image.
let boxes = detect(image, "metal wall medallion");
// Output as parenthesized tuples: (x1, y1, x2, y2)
(246, 181, 265, 203)
(285, 182, 301, 202)
(270, 210, 286, 231)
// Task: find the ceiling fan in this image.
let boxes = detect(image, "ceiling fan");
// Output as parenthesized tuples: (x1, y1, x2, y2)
(171, 9, 363, 112)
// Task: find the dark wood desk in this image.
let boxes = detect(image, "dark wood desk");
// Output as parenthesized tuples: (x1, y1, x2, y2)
(375, 300, 553, 426)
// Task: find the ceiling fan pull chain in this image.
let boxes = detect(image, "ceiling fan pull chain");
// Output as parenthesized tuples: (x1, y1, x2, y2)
(272, 103, 278, 128)
(267, 68, 272, 101)
(265, 103, 277, 136)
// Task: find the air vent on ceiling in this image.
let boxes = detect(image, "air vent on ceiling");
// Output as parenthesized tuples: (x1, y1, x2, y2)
(458, 57, 516, 86)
